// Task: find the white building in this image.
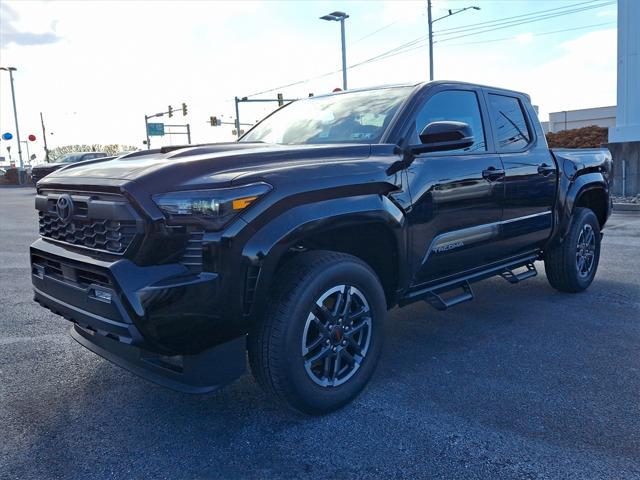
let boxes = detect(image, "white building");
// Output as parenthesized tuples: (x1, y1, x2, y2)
(540, 106, 616, 134)
(609, 0, 640, 196)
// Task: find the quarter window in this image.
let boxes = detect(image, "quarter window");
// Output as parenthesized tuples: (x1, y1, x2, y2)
(412, 90, 487, 153)
(488, 94, 531, 151)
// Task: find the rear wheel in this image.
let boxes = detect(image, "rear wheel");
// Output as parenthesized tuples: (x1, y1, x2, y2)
(248, 251, 386, 415)
(544, 207, 601, 293)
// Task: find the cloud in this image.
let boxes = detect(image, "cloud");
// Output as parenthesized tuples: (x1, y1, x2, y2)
(597, 9, 616, 17)
(515, 32, 534, 44)
(0, 2, 61, 48)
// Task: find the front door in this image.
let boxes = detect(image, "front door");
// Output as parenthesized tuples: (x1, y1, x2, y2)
(404, 88, 505, 287)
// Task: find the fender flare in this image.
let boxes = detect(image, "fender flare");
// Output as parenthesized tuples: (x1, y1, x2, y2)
(241, 194, 407, 320)
(556, 172, 608, 241)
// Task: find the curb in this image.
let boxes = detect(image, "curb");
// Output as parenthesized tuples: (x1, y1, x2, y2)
(613, 203, 640, 212)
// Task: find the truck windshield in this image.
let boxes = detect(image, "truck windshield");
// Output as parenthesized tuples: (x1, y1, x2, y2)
(56, 154, 85, 163)
(241, 86, 413, 145)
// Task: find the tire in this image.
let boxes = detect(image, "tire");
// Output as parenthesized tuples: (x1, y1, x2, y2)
(544, 207, 601, 293)
(248, 250, 386, 415)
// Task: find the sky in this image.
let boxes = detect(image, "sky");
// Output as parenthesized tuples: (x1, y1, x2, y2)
(0, 0, 617, 164)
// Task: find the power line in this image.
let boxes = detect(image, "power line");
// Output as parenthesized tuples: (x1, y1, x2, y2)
(244, 0, 614, 98)
(435, 1, 614, 42)
(244, 35, 427, 98)
(350, 20, 401, 45)
(440, 21, 615, 47)
(434, 0, 607, 35)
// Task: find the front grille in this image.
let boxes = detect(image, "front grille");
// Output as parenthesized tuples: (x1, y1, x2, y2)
(38, 213, 137, 253)
(32, 254, 112, 288)
(36, 190, 142, 255)
(31, 252, 133, 344)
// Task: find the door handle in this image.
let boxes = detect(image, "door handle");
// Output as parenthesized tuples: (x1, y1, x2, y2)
(537, 163, 556, 176)
(482, 166, 505, 181)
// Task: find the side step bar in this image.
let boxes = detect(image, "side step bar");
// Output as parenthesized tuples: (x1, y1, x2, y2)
(425, 281, 474, 311)
(500, 262, 537, 284)
(400, 254, 540, 311)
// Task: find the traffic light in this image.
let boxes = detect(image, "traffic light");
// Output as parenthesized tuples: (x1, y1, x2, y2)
(277, 93, 284, 107)
(210, 116, 219, 126)
(182, 103, 188, 116)
(168, 106, 173, 118)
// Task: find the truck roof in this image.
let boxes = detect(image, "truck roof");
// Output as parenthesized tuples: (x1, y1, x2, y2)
(315, 80, 530, 102)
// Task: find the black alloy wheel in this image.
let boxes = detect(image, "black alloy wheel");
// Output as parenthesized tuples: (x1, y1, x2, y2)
(301, 285, 372, 388)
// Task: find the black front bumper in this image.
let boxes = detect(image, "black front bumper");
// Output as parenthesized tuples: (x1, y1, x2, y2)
(30, 238, 246, 393)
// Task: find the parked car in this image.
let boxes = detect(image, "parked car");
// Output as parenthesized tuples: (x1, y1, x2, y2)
(30, 81, 612, 414)
(31, 152, 109, 184)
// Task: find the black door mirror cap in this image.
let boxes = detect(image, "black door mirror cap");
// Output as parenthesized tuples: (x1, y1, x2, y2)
(409, 136, 475, 154)
(411, 121, 474, 154)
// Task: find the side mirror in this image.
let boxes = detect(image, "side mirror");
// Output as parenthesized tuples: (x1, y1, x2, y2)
(411, 121, 474, 154)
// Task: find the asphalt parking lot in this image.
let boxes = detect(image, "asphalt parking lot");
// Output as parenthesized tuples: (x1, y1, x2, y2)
(1, 186, 639, 480)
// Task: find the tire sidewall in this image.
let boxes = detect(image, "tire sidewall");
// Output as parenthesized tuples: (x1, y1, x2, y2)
(278, 259, 386, 413)
(566, 209, 601, 290)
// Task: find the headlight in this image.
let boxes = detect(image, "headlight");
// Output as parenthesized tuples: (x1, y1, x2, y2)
(152, 182, 272, 230)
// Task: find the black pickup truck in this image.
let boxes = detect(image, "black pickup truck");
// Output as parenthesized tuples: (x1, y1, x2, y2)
(31, 81, 612, 414)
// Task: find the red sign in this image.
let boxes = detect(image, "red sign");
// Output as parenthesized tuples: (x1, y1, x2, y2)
(28, 134, 36, 141)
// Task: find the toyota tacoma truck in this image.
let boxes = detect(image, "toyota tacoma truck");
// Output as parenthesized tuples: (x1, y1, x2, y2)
(31, 81, 612, 414)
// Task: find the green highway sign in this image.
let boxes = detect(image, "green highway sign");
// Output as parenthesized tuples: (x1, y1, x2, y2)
(147, 122, 165, 136)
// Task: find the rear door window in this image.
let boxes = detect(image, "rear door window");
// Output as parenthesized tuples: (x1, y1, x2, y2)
(488, 94, 531, 152)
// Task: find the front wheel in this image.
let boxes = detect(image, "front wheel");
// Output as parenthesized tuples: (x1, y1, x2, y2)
(544, 207, 601, 293)
(248, 251, 386, 415)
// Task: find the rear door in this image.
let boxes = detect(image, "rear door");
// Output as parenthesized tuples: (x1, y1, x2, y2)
(404, 86, 505, 286)
(484, 91, 556, 256)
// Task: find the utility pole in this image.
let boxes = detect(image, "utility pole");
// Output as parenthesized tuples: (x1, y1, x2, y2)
(427, 3, 480, 81)
(235, 97, 241, 139)
(320, 11, 349, 90)
(428, 0, 434, 81)
(144, 114, 151, 149)
(1, 66, 23, 180)
(40, 112, 49, 162)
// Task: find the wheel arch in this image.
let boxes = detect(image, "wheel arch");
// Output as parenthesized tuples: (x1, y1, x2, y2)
(556, 172, 611, 241)
(241, 194, 407, 324)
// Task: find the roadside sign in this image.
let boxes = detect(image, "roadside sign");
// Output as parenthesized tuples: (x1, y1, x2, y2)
(147, 123, 165, 136)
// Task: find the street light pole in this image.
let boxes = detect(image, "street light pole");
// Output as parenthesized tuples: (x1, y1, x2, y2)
(320, 11, 349, 90)
(1, 66, 23, 173)
(427, 3, 480, 81)
(340, 16, 347, 90)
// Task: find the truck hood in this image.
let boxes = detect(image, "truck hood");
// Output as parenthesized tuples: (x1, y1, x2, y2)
(40, 143, 394, 189)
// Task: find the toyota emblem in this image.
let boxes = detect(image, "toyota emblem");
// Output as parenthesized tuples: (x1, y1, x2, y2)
(55, 194, 74, 224)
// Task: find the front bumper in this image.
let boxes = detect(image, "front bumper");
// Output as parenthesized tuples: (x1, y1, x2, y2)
(30, 238, 246, 392)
